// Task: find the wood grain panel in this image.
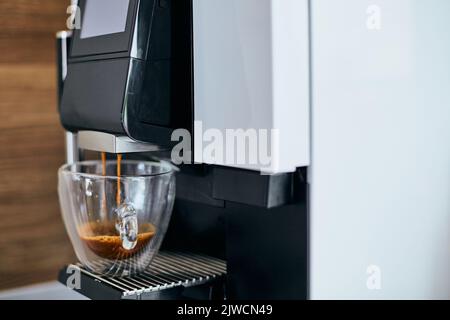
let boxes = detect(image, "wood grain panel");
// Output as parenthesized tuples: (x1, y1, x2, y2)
(0, 1, 68, 35)
(0, 0, 68, 64)
(0, 0, 74, 290)
(0, 36, 60, 64)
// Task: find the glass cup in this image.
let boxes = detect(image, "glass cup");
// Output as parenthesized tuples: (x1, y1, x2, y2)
(58, 160, 177, 276)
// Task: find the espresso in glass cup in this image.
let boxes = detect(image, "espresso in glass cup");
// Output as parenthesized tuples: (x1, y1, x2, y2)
(58, 160, 176, 276)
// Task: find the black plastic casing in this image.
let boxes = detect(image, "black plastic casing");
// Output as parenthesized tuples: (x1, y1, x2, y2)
(60, 0, 193, 148)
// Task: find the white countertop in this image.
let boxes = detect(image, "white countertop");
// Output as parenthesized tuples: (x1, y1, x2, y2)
(0, 282, 88, 300)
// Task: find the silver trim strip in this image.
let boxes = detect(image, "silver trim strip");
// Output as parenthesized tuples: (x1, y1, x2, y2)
(78, 131, 160, 154)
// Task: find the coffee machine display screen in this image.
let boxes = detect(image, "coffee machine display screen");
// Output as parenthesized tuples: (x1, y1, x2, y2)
(81, 0, 130, 39)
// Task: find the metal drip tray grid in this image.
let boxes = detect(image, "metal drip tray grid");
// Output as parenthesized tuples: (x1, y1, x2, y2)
(59, 252, 227, 300)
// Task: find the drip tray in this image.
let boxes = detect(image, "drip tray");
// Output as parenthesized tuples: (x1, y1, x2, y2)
(58, 252, 227, 300)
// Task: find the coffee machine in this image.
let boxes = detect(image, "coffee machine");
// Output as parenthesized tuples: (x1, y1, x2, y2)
(57, 0, 450, 300)
(57, 0, 308, 300)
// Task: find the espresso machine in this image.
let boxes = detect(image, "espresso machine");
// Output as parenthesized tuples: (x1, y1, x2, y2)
(57, 0, 450, 300)
(57, 0, 308, 300)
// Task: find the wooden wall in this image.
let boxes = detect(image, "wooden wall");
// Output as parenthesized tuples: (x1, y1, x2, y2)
(0, 0, 75, 290)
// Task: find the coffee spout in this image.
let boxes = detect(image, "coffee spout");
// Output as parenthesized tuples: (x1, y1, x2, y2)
(78, 131, 161, 154)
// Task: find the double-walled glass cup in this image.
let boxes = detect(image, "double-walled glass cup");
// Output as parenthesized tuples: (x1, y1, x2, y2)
(58, 160, 176, 276)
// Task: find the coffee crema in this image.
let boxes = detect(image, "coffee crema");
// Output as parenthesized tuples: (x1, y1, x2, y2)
(79, 221, 156, 260)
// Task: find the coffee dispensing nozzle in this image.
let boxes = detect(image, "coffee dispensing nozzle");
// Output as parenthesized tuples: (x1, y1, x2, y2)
(57, 33, 161, 158)
(56, 23, 167, 160)
(77, 131, 160, 154)
(57, 0, 193, 161)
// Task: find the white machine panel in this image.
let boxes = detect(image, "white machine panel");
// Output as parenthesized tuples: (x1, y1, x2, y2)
(309, 0, 450, 299)
(193, 0, 310, 174)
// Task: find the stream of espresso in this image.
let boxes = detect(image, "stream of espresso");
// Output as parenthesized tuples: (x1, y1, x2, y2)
(116, 154, 122, 206)
(101, 152, 107, 176)
(101, 152, 107, 214)
(101, 152, 122, 206)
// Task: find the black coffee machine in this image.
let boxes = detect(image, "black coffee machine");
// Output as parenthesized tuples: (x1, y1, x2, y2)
(57, 0, 308, 300)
